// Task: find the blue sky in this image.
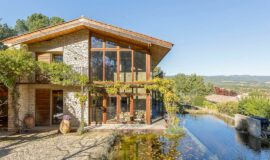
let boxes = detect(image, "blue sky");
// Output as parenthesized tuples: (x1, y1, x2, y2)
(1, 0, 270, 76)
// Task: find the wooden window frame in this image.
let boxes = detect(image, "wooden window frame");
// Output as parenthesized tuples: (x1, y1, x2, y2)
(90, 33, 149, 83)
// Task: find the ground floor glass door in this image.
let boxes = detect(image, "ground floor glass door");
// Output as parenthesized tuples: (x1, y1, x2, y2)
(52, 90, 63, 124)
(90, 96, 103, 124)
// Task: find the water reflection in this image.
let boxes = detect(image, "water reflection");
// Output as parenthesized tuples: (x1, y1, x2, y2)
(236, 132, 270, 152)
(112, 133, 182, 159)
(181, 114, 270, 160)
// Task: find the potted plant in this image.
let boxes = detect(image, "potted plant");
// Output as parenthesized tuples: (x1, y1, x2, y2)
(59, 115, 71, 134)
(24, 113, 34, 129)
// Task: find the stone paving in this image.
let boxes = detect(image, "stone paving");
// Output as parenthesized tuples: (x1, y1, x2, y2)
(0, 131, 116, 160)
(86, 119, 166, 133)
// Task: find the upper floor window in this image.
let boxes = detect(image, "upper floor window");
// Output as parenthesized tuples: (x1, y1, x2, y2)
(90, 34, 148, 82)
(106, 40, 117, 48)
(53, 54, 63, 63)
(36, 52, 63, 64)
(91, 36, 103, 48)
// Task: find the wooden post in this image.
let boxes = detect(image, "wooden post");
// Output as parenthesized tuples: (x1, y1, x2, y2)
(146, 91, 151, 125)
(102, 94, 107, 124)
(145, 52, 151, 124)
(116, 94, 121, 121)
(130, 95, 134, 118)
(117, 46, 120, 81)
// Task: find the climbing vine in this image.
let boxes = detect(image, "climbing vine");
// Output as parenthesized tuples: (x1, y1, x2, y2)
(145, 77, 183, 135)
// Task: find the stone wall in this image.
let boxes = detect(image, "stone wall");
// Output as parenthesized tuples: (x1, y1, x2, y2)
(8, 30, 90, 130)
(235, 114, 261, 138)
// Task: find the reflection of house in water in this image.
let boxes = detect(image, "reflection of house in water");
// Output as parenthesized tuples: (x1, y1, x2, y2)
(235, 132, 270, 151)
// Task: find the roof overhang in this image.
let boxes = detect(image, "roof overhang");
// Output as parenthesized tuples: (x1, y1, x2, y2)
(1, 17, 173, 66)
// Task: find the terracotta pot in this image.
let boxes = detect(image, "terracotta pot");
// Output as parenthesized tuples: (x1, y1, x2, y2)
(59, 119, 71, 134)
(24, 114, 34, 129)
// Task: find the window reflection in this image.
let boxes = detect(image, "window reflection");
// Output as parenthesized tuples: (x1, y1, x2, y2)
(91, 51, 103, 81)
(53, 54, 63, 63)
(120, 51, 132, 82)
(52, 90, 63, 124)
(105, 51, 117, 81)
(106, 40, 117, 48)
(134, 51, 146, 81)
(107, 97, 117, 122)
(91, 36, 103, 48)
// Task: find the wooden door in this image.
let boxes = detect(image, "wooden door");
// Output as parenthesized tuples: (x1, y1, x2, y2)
(35, 89, 51, 126)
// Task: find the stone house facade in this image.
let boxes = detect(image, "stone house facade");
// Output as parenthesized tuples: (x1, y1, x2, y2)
(0, 17, 173, 131)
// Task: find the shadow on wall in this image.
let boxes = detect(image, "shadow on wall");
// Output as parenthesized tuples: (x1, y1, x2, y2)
(64, 92, 81, 127)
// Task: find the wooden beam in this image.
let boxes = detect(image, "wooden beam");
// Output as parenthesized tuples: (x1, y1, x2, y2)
(146, 92, 151, 125)
(130, 95, 134, 118)
(116, 94, 121, 121)
(102, 94, 107, 124)
(102, 39, 105, 81)
(146, 53, 151, 80)
(131, 50, 134, 82)
(117, 46, 120, 81)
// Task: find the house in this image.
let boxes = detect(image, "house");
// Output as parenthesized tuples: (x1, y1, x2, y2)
(0, 17, 173, 131)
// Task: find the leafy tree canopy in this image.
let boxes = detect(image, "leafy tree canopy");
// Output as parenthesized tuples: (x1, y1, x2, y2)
(15, 19, 28, 35)
(0, 19, 17, 50)
(26, 13, 50, 32)
(172, 73, 213, 104)
(50, 16, 65, 26)
(0, 48, 37, 88)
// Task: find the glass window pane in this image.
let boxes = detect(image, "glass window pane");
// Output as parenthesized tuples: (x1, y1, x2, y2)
(120, 51, 132, 82)
(91, 36, 103, 48)
(121, 97, 130, 112)
(91, 51, 103, 81)
(52, 90, 63, 124)
(134, 51, 146, 81)
(53, 55, 63, 63)
(134, 95, 146, 123)
(107, 97, 117, 122)
(105, 51, 117, 81)
(90, 96, 103, 123)
(105, 40, 117, 48)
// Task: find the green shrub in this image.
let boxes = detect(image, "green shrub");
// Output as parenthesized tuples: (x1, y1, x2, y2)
(216, 102, 239, 117)
(239, 92, 270, 118)
(203, 101, 217, 110)
(192, 96, 205, 106)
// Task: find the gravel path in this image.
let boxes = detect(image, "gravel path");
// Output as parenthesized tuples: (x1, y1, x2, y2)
(0, 131, 116, 160)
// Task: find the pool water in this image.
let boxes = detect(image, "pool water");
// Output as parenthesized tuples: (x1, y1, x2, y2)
(180, 114, 270, 160)
(112, 114, 270, 160)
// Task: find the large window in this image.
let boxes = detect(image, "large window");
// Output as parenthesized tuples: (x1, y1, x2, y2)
(105, 51, 117, 81)
(91, 51, 103, 81)
(120, 51, 132, 82)
(90, 35, 148, 82)
(134, 51, 146, 81)
(91, 36, 103, 48)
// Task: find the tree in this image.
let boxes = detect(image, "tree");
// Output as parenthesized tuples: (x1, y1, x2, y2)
(0, 19, 17, 50)
(172, 74, 213, 104)
(26, 13, 50, 32)
(145, 78, 183, 135)
(50, 16, 65, 26)
(0, 48, 37, 131)
(15, 19, 28, 35)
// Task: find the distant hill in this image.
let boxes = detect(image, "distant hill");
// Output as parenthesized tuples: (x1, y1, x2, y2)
(203, 75, 270, 92)
(203, 75, 270, 84)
